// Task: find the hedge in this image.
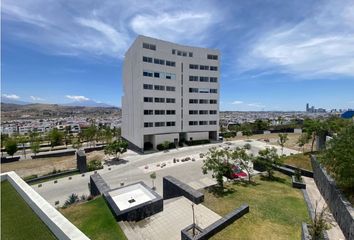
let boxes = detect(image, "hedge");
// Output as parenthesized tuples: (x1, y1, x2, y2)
(185, 139, 210, 146)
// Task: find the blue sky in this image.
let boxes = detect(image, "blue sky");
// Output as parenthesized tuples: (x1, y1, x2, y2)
(2, 0, 354, 111)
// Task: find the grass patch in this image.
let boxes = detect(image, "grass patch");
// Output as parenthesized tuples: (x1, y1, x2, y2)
(1, 181, 56, 240)
(60, 196, 127, 240)
(203, 172, 310, 240)
(283, 153, 312, 171)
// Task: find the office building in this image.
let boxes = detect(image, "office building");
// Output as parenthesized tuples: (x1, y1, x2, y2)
(122, 36, 220, 151)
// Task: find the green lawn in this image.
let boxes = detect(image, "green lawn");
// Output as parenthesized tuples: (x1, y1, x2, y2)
(60, 196, 127, 240)
(283, 153, 312, 171)
(203, 172, 310, 240)
(1, 181, 57, 240)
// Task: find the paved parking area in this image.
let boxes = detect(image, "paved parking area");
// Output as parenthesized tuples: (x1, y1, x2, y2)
(119, 197, 221, 240)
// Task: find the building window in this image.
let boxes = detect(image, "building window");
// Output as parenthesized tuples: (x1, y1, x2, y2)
(166, 121, 175, 127)
(165, 73, 176, 80)
(154, 97, 165, 103)
(166, 60, 176, 67)
(144, 97, 153, 103)
(166, 98, 175, 103)
(189, 76, 198, 81)
(143, 56, 153, 63)
(144, 110, 153, 115)
(189, 88, 199, 93)
(210, 66, 218, 71)
(199, 65, 209, 70)
(199, 88, 209, 93)
(189, 110, 198, 115)
(207, 54, 218, 60)
(209, 121, 217, 125)
(154, 85, 165, 91)
(189, 121, 198, 126)
(154, 110, 165, 115)
(199, 110, 208, 115)
(153, 72, 160, 78)
(154, 58, 165, 65)
(166, 86, 176, 91)
(144, 122, 153, 128)
(210, 89, 218, 94)
(189, 52, 193, 57)
(166, 110, 176, 115)
(199, 77, 209, 82)
(155, 122, 165, 127)
(199, 99, 209, 104)
(210, 77, 218, 83)
(209, 110, 217, 115)
(172, 49, 176, 55)
(143, 84, 153, 90)
(143, 42, 156, 50)
(199, 121, 208, 125)
(143, 71, 153, 77)
(189, 64, 198, 69)
(210, 99, 217, 104)
(189, 99, 198, 104)
(182, 52, 187, 57)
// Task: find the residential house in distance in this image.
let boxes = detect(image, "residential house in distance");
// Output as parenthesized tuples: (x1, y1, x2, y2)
(122, 35, 220, 151)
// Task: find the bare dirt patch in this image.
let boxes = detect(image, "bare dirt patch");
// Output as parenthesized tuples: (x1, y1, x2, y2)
(1, 150, 106, 177)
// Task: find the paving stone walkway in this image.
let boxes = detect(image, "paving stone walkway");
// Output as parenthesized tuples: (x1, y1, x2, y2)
(303, 177, 345, 240)
(118, 197, 221, 240)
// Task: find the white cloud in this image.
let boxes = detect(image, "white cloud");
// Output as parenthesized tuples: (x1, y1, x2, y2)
(130, 12, 215, 44)
(2, 94, 20, 99)
(241, 1, 354, 78)
(247, 103, 265, 108)
(30, 96, 44, 101)
(66, 95, 90, 102)
(231, 100, 243, 105)
(2, 0, 221, 59)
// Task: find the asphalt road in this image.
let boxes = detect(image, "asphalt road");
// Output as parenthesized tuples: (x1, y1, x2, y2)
(33, 140, 298, 206)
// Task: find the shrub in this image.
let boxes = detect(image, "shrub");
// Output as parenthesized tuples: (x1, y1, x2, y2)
(185, 139, 210, 146)
(87, 159, 103, 172)
(23, 174, 38, 181)
(243, 143, 251, 150)
(156, 141, 175, 151)
(64, 193, 79, 207)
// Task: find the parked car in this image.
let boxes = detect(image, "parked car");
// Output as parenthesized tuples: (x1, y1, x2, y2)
(229, 165, 248, 179)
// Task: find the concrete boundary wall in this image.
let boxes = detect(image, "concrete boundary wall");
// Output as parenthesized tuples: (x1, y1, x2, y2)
(181, 204, 249, 240)
(163, 176, 204, 204)
(1, 171, 89, 240)
(284, 164, 314, 178)
(311, 155, 354, 240)
(90, 173, 111, 196)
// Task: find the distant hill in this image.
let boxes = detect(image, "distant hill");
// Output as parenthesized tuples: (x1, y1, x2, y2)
(1, 97, 115, 108)
(1, 103, 121, 121)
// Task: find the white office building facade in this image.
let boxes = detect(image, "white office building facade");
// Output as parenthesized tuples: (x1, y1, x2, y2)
(122, 36, 220, 151)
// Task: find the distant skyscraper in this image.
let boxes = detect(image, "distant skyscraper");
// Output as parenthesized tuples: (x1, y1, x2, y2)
(306, 103, 309, 112)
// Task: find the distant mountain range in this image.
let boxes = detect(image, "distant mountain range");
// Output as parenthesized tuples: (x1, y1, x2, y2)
(1, 97, 116, 108)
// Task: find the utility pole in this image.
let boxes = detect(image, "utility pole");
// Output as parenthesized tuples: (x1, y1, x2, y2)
(192, 204, 195, 236)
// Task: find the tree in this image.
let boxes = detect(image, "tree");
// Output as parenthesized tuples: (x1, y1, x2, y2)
(104, 140, 128, 160)
(231, 147, 254, 182)
(297, 133, 310, 152)
(150, 172, 156, 190)
(48, 128, 64, 148)
(256, 147, 282, 179)
(5, 138, 18, 157)
(202, 147, 232, 189)
(72, 138, 82, 150)
(17, 135, 28, 159)
(320, 124, 354, 190)
(278, 133, 288, 155)
(308, 203, 330, 239)
(30, 141, 40, 157)
(83, 125, 97, 147)
(242, 128, 253, 139)
(303, 119, 328, 152)
(103, 128, 113, 144)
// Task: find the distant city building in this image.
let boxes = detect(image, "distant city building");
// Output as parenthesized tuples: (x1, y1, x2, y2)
(122, 35, 220, 151)
(305, 103, 326, 113)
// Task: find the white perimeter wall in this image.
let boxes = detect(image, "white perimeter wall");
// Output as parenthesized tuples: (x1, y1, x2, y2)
(1, 171, 89, 240)
(153, 133, 179, 148)
(186, 132, 209, 141)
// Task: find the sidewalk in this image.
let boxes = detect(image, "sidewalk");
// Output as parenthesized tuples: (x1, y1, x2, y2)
(303, 177, 345, 240)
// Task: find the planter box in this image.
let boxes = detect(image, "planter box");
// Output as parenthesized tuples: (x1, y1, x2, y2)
(292, 176, 306, 189)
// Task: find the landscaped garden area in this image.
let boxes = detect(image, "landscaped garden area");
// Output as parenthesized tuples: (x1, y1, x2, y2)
(1, 181, 56, 240)
(203, 172, 310, 240)
(283, 153, 312, 171)
(60, 196, 127, 240)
